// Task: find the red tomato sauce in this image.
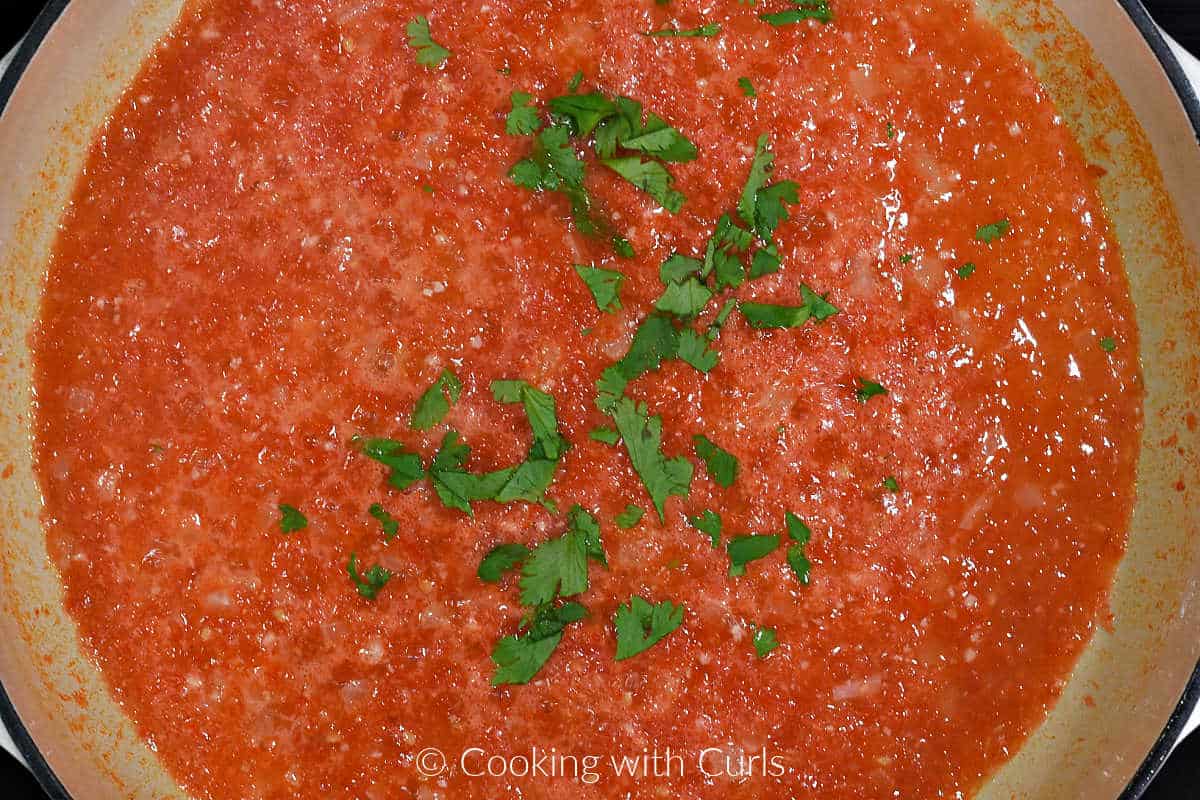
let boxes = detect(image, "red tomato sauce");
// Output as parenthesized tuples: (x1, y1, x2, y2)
(34, 1, 1142, 798)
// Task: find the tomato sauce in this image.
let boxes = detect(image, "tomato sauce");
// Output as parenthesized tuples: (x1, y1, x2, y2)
(33, 1, 1142, 798)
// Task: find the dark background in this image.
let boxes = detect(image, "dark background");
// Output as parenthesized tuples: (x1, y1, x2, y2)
(1, 0, 1199, 798)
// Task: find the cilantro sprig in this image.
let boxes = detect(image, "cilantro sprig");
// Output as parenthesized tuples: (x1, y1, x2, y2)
(492, 602, 588, 685)
(613, 596, 685, 660)
(347, 553, 393, 600)
(412, 369, 463, 430)
(406, 16, 451, 67)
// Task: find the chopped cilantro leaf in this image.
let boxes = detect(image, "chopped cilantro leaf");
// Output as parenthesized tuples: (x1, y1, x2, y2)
(519, 525, 590, 606)
(491, 601, 588, 685)
(738, 77, 757, 97)
(705, 214, 752, 290)
(738, 135, 775, 233)
(900, 253, 914, 264)
(406, 16, 451, 67)
(750, 244, 782, 279)
(660, 254, 704, 284)
(594, 96, 697, 163)
(707, 299, 739, 341)
(590, 427, 620, 445)
(887, 122, 896, 140)
(574, 264, 625, 313)
(595, 314, 681, 411)
(727, 534, 781, 576)
(976, 219, 1012, 243)
(429, 432, 546, 516)
(602, 156, 686, 213)
(506, 91, 542, 136)
(855, 377, 888, 403)
(753, 627, 780, 658)
(492, 379, 568, 460)
(609, 397, 694, 521)
(1100, 336, 1117, 352)
(689, 509, 722, 547)
(613, 236, 636, 258)
(613, 596, 685, 660)
(568, 504, 607, 566)
(736, 136, 800, 240)
(278, 504, 307, 534)
(760, 1, 834, 26)
(883, 475, 900, 492)
(347, 553, 392, 600)
(567, 70, 585, 93)
(358, 438, 426, 490)
(616, 504, 645, 529)
(656, 277, 713, 318)
(548, 92, 617, 138)
(644, 23, 721, 38)
(368, 503, 400, 541)
(740, 285, 840, 329)
(510, 124, 587, 191)
(412, 369, 463, 431)
(754, 181, 800, 240)
(693, 434, 739, 488)
(478, 543, 531, 583)
(957, 262, 977, 279)
(677, 328, 720, 372)
(785, 512, 813, 585)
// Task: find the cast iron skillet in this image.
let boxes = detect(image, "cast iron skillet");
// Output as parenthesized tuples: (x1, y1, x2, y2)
(0, 1, 1198, 799)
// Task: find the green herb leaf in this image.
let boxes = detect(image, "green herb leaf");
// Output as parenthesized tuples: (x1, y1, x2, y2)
(693, 434, 739, 488)
(567, 70, 585, 93)
(656, 277, 713, 318)
(738, 135, 775, 233)
(785, 512, 813, 585)
(616, 504, 645, 529)
(740, 285, 840, 329)
(738, 77, 757, 97)
(609, 397, 694, 521)
(596, 98, 697, 163)
(707, 299, 739, 341)
(590, 427, 620, 445)
(727, 534, 781, 576)
(613, 596, 685, 660)
(568, 504, 607, 566)
(548, 92, 618, 138)
(492, 380, 567, 460)
(368, 503, 400, 541)
(406, 16, 451, 66)
(278, 504, 307, 534)
(760, 1, 834, 26)
(689, 509, 723, 547)
(976, 219, 1011, 243)
(574, 264, 625, 313)
(750, 245, 782, 279)
(428, 432, 517, 516)
(883, 475, 900, 492)
(347, 553, 393, 600)
(602, 156, 686, 213)
(644, 23, 721, 38)
(506, 90, 542, 136)
(359, 438, 426, 490)
(519, 525, 591, 606)
(754, 181, 800, 240)
(855, 377, 888, 403)
(412, 369, 463, 431)
(676, 328, 720, 373)
(705, 215, 752, 290)
(660, 254, 704, 284)
(595, 314, 681, 411)
(753, 626, 780, 658)
(491, 602, 588, 685)
(957, 262, 977, 279)
(1100, 336, 1117, 352)
(478, 543, 531, 583)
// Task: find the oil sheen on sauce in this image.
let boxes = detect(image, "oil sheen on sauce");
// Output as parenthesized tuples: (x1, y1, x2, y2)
(33, 1, 1142, 798)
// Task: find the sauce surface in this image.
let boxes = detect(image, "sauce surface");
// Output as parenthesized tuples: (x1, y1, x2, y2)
(34, 1, 1143, 798)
